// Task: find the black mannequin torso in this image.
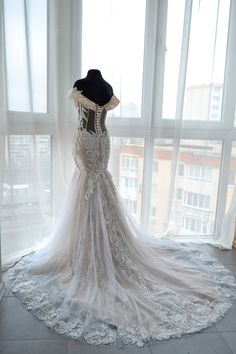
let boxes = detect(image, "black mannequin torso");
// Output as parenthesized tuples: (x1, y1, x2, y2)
(73, 69, 113, 106)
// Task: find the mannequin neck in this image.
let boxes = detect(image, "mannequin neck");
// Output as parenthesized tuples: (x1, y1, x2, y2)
(86, 69, 103, 80)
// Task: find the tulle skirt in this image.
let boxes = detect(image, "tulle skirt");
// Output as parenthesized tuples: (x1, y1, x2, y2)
(7, 166, 236, 347)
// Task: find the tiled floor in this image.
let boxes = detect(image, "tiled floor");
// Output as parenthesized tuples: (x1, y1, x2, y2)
(0, 245, 236, 354)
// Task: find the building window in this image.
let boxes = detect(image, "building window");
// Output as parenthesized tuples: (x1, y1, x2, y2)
(124, 199, 137, 214)
(211, 104, 219, 111)
(121, 155, 139, 170)
(212, 95, 220, 102)
(187, 165, 213, 182)
(120, 176, 138, 189)
(176, 188, 183, 200)
(182, 217, 209, 234)
(183, 191, 210, 210)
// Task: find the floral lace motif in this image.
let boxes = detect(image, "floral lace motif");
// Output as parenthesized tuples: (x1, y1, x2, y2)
(72, 128, 112, 200)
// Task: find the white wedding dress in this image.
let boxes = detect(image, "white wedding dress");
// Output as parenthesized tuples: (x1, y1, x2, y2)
(8, 88, 236, 347)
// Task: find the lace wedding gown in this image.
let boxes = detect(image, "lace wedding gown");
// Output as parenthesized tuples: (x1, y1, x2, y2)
(8, 88, 236, 347)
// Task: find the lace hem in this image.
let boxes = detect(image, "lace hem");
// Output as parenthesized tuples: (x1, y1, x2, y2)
(7, 239, 236, 347)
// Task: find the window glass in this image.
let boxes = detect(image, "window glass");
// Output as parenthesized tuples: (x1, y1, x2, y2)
(82, 0, 146, 118)
(4, 0, 47, 112)
(182, 0, 230, 121)
(2, 135, 52, 258)
(162, 0, 230, 121)
(108, 137, 144, 223)
(150, 139, 222, 236)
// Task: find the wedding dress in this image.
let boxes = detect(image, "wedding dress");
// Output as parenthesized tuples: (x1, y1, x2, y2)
(7, 88, 236, 347)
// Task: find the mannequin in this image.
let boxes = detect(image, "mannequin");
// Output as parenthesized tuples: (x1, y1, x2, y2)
(73, 69, 113, 106)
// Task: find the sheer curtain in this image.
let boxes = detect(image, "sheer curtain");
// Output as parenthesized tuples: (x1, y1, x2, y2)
(0, 0, 79, 271)
(1, 0, 236, 274)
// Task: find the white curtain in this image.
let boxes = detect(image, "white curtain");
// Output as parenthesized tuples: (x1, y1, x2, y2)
(1, 0, 236, 272)
(0, 0, 78, 270)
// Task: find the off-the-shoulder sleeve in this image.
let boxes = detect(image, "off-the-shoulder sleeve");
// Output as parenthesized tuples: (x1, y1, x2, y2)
(104, 95, 120, 111)
(67, 88, 96, 110)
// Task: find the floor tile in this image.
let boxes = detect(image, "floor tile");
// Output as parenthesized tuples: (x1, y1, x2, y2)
(201, 246, 236, 265)
(0, 296, 8, 313)
(149, 333, 232, 354)
(200, 325, 218, 333)
(0, 339, 68, 354)
(68, 339, 151, 354)
(1, 272, 9, 298)
(216, 303, 236, 332)
(0, 297, 63, 340)
(220, 332, 236, 354)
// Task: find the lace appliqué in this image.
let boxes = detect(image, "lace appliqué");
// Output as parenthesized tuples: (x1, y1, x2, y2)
(72, 129, 114, 201)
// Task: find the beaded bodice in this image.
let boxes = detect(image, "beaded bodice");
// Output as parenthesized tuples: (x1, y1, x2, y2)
(69, 88, 120, 199)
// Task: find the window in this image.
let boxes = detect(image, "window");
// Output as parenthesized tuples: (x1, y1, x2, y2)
(183, 191, 210, 210)
(187, 165, 213, 182)
(2, 0, 236, 249)
(81, 0, 235, 242)
(150, 139, 220, 236)
(178, 164, 184, 176)
(121, 156, 139, 171)
(2, 0, 51, 261)
(212, 95, 220, 102)
(108, 138, 144, 224)
(120, 177, 138, 189)
(182, 2, 230, 121)
(176, 188, 183, 200)
(2, 135, 52, 256)
(124, 199, 137, 215)
(182, 217, 210, 235)
(82, 0, 146, 118)
(4, 0, 47, 112)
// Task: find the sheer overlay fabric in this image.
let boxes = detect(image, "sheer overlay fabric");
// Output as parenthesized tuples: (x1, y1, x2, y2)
(7, 91, 236, 347)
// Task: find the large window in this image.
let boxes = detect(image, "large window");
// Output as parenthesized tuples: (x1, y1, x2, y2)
(2, 0, 236, 248)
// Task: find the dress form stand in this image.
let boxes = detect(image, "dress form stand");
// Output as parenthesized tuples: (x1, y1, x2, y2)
(73, 69, 113, 106)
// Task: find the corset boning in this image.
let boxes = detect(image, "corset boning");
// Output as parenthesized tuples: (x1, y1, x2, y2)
(79, 105, 108, 134)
